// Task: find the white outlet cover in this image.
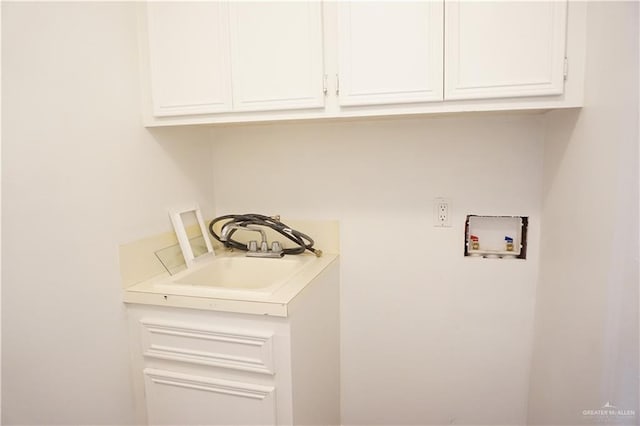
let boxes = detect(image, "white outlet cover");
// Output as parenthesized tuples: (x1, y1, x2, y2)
(434, 198, 451, 227)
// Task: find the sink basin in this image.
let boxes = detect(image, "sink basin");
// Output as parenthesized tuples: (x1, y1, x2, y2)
(170, 255, 313, 294)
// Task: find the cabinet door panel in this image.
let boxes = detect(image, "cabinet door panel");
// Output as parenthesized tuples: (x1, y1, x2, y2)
(146, 2, 232, 116)
(144, 369, 277, 425)
(337, 1, 444, 106)
(229, 2, 324, 111)
(445, 1, 567, 100)
(140, 318, 275, 375)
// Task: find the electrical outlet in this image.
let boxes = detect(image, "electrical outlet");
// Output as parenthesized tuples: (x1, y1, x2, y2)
(434, 198, 451, 227)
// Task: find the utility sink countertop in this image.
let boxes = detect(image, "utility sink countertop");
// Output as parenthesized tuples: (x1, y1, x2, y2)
(123, 251, 338, 317)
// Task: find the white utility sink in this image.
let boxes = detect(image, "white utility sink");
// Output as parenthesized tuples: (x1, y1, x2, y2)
(169, 255, 314, 294)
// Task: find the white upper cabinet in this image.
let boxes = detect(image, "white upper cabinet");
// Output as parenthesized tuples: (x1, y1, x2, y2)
(337, 1, 444, 106)
(144, 1, 323, 117)
(444, 1, 567, 100)
(229, 2, 325, 111)
(139, 0, 583, 126)
(146, 2, 232, 116)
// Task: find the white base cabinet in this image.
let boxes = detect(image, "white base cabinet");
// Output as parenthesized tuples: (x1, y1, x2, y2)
(126, 262, 340, 426)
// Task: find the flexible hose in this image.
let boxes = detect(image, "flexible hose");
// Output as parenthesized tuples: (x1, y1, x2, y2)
(209, 214, 322, 257)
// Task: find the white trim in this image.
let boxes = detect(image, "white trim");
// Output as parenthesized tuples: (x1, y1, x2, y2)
(141, 319, 275, 375)
(144, 368, 275, 400)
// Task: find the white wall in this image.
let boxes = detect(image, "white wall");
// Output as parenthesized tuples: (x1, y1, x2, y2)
(4, 2, 635, 426)
(527, 2, 639, 425)
(2, 3, 213, 424)
(210, 113, 545, 425)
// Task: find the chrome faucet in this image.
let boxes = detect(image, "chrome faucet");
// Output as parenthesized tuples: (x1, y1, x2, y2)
(219, 223, 283, 258)
(220, 223, 267, 245)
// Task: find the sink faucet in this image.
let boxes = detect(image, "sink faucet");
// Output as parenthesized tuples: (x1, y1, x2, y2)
(219, 223, 283, 258)
(220, 223, 267, 246)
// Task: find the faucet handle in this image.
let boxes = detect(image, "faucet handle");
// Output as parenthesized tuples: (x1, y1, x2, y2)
(271, 241, 282, 253)
(247, 240, 258, 252)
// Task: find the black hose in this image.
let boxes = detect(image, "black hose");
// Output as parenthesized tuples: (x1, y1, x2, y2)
(209, 214, 321, 257)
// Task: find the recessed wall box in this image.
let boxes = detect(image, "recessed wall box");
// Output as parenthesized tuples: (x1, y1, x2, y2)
(464, 215, 528, 259)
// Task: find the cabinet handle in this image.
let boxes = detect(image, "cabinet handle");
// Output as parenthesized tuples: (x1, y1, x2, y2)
(335, 74, 340, 96)
(323, 74, 328, 95)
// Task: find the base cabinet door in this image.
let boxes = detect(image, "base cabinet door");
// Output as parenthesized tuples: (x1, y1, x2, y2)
(444, 0, 567, 100)
(144, 369, 277, 426)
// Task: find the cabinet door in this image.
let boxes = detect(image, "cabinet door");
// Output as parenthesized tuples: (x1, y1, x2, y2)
(337, 1, 444, 106)
(146, 2, 232, 116)
(444, 1, 567, 100)
(144, 369, 277, 425)
(229, 2, 325, 112)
